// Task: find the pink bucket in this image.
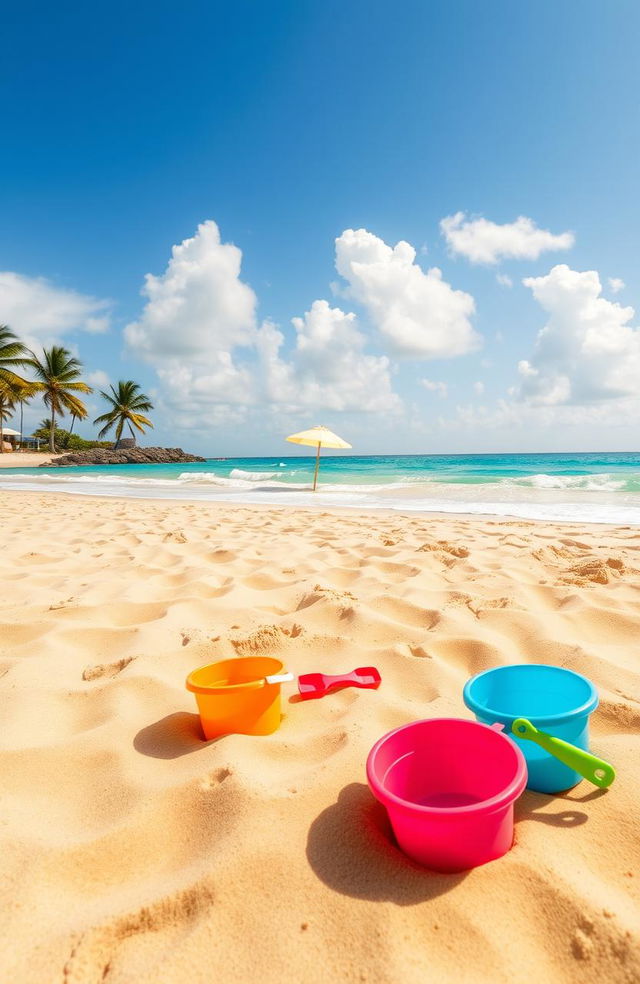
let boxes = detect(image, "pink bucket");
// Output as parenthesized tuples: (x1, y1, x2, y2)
(366, 718, 527, 872)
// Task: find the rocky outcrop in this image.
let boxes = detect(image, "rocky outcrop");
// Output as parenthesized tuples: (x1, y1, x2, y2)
(41, 447, 206, 467)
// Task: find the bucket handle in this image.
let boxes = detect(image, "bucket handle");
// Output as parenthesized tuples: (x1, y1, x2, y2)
(242, 672, 295, 690)
(512, 718, 616, 789)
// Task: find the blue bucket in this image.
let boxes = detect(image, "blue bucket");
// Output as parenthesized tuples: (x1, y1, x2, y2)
(463, 665, 598, 793)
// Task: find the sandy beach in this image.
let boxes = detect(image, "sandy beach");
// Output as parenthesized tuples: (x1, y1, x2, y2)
(0, 451, 59, 468)
(1, 490, 639, 984)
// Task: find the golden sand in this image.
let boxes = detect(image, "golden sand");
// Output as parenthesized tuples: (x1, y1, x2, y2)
(0, 490, 638, 983)
(0, 451, 59, 467)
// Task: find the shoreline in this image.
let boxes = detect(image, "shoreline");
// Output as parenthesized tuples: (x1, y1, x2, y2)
(0, 486, 638, 531)
(0, 481, 639, 527)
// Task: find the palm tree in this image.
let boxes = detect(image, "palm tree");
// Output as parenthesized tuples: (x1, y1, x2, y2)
(93, 381, 154, 448)
(0, 324, 29, 389)
(68, 405, 88, 436)
(26, 346, 93, 453)
(0, 386, 17, 453)
(0, 326, 30, 451)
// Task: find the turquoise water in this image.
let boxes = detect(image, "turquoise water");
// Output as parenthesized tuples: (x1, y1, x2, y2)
(2, 452, 640, 523)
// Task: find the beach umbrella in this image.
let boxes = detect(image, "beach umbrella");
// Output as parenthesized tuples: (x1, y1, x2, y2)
(285, 425, 352, 491)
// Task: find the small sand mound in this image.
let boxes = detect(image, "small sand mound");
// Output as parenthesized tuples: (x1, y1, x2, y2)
(531, 544, 575, 563)
(297, 585, 357, 614)
(417, 540, 469, 558)
(231, 624, 289, 655)
(82, 655, 137, 681)
(606, 556, 626, 572)
(562, 559, 616, 585)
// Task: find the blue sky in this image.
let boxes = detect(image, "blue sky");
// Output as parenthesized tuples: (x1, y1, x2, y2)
(2, 0, 639, 455)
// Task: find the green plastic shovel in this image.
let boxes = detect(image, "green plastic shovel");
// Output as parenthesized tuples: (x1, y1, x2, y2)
(511, 718, 616, 789)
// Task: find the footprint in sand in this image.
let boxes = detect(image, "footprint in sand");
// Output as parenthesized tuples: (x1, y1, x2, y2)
(82, 655, 137, 681)
(231, 624, 291, 655)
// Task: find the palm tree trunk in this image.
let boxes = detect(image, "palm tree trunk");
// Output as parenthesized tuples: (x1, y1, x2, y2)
(115, 419, 124, 450)
(0, 418, 4, 454)
(128, 422, 137, 446)
(20, 400, 24, 451)
(50, 406, 56, 453)
(69, 414, 76, 435)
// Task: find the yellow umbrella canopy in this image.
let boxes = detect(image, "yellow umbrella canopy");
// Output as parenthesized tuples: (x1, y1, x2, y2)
(286, 425, 352, 491)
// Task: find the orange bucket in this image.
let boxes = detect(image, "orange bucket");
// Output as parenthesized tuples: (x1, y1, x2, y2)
(186, 657, 286, 738)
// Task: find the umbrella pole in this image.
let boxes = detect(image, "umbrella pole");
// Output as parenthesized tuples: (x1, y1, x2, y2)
(313, 443, 321, 491)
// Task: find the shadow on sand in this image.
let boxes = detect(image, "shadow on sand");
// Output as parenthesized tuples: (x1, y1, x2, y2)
(306, 782, 468, 904)
(134, 711, 223, 759)
(515, 784, 608, 827)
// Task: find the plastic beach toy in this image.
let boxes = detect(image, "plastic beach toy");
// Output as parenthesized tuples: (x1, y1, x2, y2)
(463, 664, 599, 793)
(512, 718, 615, 789)
(298, 666, 381, 699)
(366, 718, 527, 872)
(186, 657, 293, 739)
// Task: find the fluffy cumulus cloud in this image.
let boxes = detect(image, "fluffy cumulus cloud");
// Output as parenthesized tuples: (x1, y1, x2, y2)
(608, 277, 625, 294)
(125, 222, 402, 422)
(125, 220, 257, 360)
(334, 228, 479, 358)
(440, 213, 574, 265)
(0, 271, 111, 348)
(124, 221, 258, 418)
(257, 300, 401, 413)
(516, 264, 640, 405)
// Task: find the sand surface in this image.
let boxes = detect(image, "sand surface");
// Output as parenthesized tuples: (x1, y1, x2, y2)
(0, 490, 639, 984)
(0, 451, 59, 467)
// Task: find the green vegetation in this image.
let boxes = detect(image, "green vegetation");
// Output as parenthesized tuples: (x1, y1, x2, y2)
(0, 325, 33, 452)
(32, 420, 112, 451)
(0, 325, 155, 453)
(94, 380, 154, 447)
(26, 346, 93, 452)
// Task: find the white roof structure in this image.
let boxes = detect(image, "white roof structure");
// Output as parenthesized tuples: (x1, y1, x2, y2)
(1, 428, 20, 436)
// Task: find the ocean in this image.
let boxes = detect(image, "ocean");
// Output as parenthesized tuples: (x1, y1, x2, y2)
(2, 452, 640, 524)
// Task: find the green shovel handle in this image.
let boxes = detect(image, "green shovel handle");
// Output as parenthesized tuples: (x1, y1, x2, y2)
(511, 718, 616, 789)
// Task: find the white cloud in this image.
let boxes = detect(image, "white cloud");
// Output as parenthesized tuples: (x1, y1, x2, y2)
(125, 220, 257, 360)
(334, 228, 478, 358)
(421, 378, 448, 398)
(125, 221, 258, 413)
(473, 380, 485, 395)
(87, 370, 110, 390)
(496, 273, 513, 288)
(440, 213, 574, 265)
(257, 300, 401, 413)
(608, 277, 625, 294)
(517, 264, 640, 405)
(0, 271, 111, 348)
(124, 222, 402, 422)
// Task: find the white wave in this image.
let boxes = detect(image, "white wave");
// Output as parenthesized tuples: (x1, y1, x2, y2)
(504, 473, 625, 492)
(0, 472, 181, 488)
(278, 462, 286, 467)
(395, 498, 640, 525)
(230, 468, 279, 481)
(2, 471, 640, 524)
(179, 471, 311, 490)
